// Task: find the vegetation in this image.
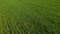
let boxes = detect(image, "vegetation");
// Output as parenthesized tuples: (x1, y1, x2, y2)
(0, 0, 60, 34)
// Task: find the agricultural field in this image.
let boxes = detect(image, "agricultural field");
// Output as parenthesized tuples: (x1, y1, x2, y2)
(0, 0, 60, 34)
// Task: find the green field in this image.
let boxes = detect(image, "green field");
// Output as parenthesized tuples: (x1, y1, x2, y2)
(0, 0, 60, 34)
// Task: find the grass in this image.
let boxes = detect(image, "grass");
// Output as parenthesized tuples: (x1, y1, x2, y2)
(0, 0, 60, 34)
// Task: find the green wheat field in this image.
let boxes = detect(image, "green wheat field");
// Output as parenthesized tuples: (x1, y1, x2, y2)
(0, 0, 60, 34)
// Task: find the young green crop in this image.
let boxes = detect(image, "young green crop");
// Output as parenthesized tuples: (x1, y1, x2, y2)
(0, 0, 60, 34)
